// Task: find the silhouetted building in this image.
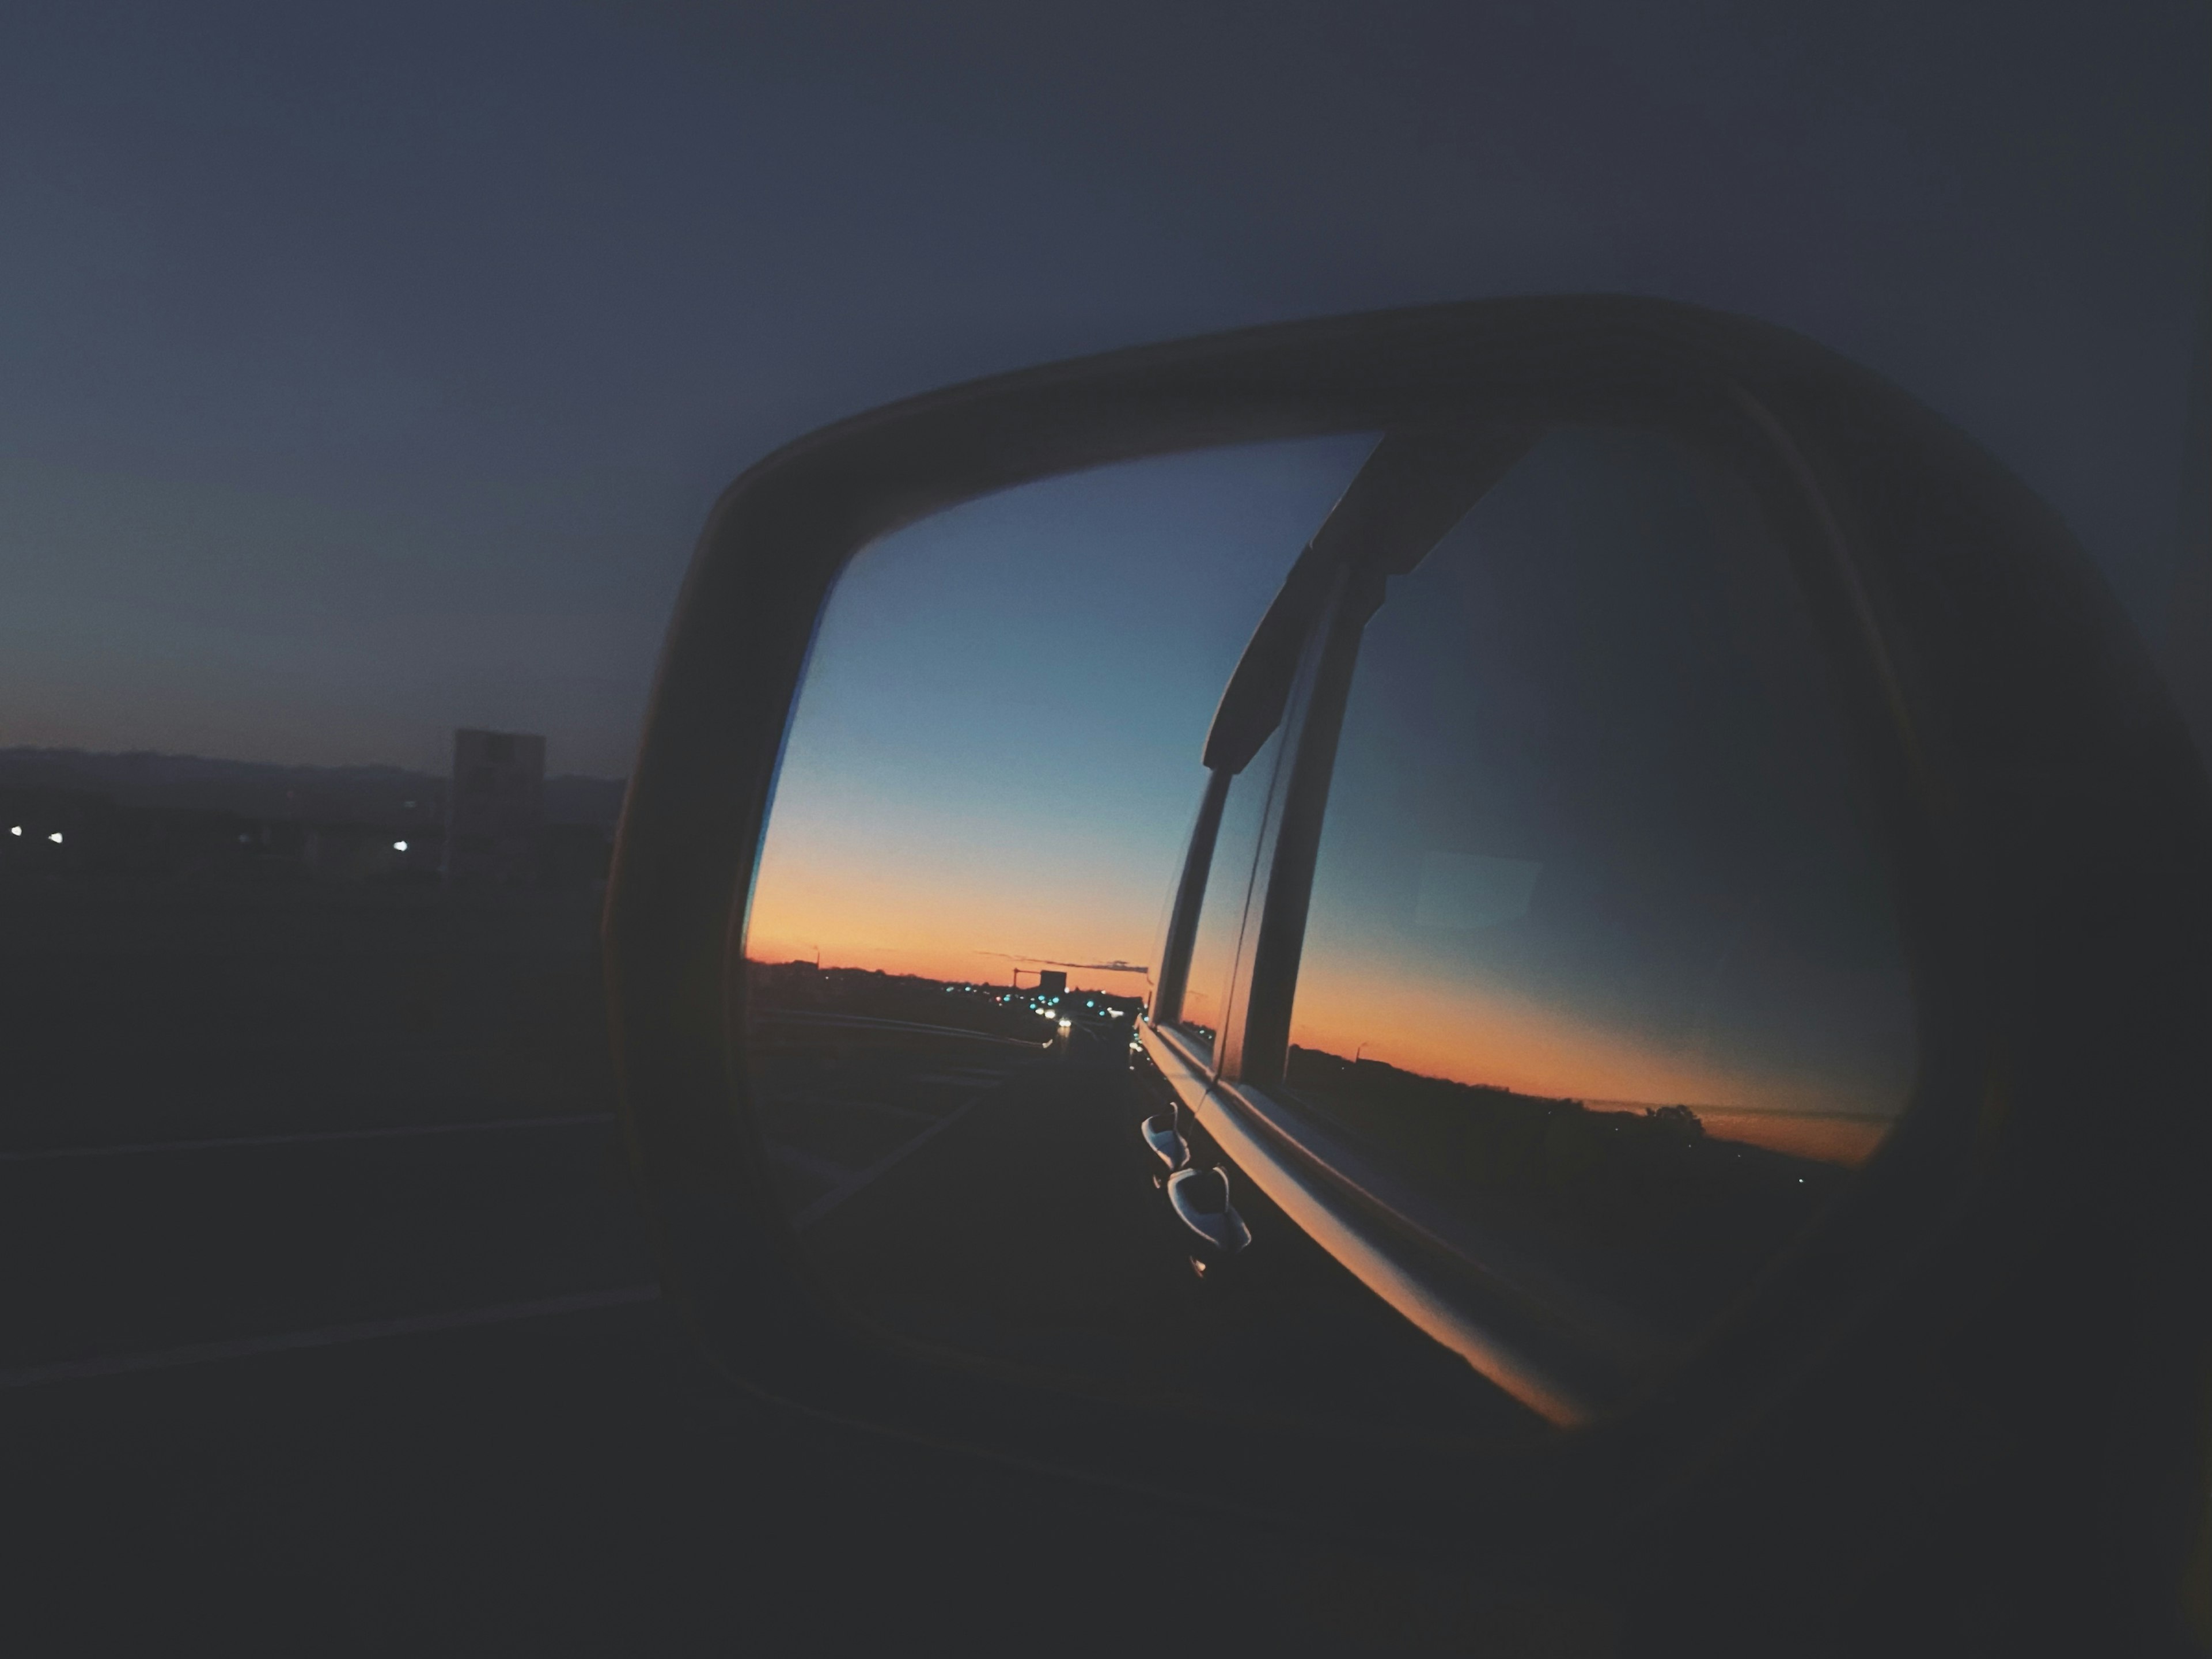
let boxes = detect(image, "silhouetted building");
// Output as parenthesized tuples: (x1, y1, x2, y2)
(445, 729, 544, 884)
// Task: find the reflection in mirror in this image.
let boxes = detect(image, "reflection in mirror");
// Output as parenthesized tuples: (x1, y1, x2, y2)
(1171, 725, 1282, 1053)
(1279, 426, 1914, 1373)
(743, 438, 1547, 1441)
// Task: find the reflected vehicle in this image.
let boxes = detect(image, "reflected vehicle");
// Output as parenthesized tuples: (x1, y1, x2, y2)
(1147, 423, 1914, 1421)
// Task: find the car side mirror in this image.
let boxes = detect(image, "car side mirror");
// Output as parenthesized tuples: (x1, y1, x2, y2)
(605, 298, 2212, 1647)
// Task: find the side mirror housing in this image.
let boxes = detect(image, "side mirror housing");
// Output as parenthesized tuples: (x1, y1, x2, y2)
(606, 296, 2212, 1648)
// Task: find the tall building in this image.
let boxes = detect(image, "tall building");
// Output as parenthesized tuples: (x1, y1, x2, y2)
(445, 728, 544, 884)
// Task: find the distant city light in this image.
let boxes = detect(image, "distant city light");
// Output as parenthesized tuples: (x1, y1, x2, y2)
(48, 832, 63, 844)
(393, 840, 408, 852)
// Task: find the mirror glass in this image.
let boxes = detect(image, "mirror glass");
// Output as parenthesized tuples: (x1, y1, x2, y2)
(1169, 724, 1282, 1055)
(743, 423, 1913, 1438)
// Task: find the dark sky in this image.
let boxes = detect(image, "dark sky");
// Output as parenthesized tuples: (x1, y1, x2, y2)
(4, 0, 2208, 777)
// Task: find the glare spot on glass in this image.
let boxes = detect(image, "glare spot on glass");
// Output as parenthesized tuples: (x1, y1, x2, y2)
(392, 840, 408, 852)
(48, 832, 63, 844)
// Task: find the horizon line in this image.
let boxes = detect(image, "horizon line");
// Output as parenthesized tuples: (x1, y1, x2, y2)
(0, 743, 628, 786)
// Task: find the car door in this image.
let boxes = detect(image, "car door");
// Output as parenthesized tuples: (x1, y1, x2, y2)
(1139, 420, 1916, 1425)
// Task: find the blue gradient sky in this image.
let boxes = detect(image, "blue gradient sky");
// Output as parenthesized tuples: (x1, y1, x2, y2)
(746, 439, 1374, 982)
(3, 2, 2207, 778)
(1283, 430, 1919, 1130)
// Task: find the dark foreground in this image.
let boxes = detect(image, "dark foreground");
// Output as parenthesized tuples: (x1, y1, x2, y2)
(2, 889, 1585, 1653)
(5, 1298, 1609, 1656)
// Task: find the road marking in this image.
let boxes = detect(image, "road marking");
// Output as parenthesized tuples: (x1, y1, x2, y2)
(793, 1096, 982, 1231)
(0, 1285, 665, 1391)
(0, 1112, 620, 1164)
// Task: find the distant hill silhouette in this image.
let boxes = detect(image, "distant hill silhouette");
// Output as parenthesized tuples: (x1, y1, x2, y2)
(0, 748, 626, 828)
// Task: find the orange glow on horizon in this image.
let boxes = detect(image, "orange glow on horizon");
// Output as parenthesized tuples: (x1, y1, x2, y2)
(1290, 954, 1900, 1165)
(1667, 1108, 1891, 1166)
(750, 869, 1897, 1166)
(746, 872, 1154, 990)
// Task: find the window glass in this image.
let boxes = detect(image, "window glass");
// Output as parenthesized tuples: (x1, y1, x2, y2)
(1284, 426, 1915, 1346)
(1170, 727, 1285, 1054)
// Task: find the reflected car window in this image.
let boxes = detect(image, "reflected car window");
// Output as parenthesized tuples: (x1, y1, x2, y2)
(1171, 724, 1283, 1054)
(1282, 426, 1915, 1344)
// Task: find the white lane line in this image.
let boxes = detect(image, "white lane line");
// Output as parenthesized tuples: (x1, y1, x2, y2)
(0, 1285, 664, 1391)
(794, 1096, 982, 1232)
(0, 1112, 620, 1164)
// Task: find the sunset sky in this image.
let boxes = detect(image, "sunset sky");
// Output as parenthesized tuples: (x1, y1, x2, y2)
(749, 427, 1920, 1169)
(744, 436, 1376, 983)
(0, 5, 2194, 1157)
(747, 429, 1921, 1448)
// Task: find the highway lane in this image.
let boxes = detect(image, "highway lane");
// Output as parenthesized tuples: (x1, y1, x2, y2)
(3, 1013, 1562, 1652)
(11, 1010, 1539, 1446)
(4, 1011, 1037, 1382)
(2, 1112, 656, 1376)
(6, 1016, 1065, 1382)
(756, 1015, 1547, 1442)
